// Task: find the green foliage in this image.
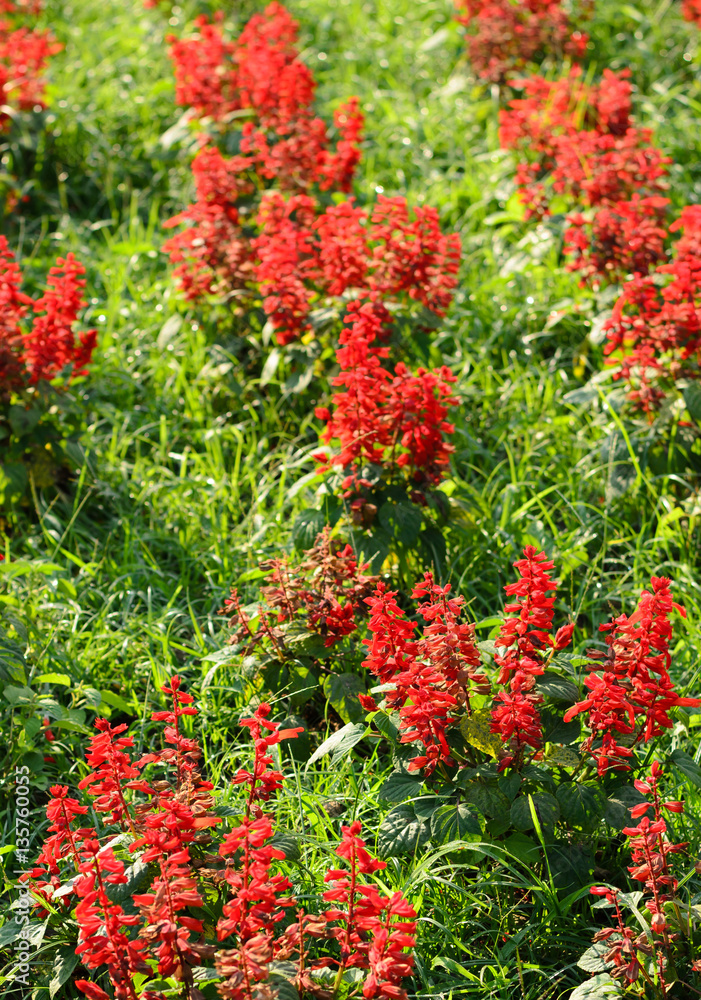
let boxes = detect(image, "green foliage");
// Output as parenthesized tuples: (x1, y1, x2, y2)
(3, 0, 701, 997)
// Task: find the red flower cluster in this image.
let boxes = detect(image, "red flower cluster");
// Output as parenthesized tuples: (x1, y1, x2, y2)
(314, 300, 458, 491)
(252, 192, 460, 344)
(0, 0, 60, 132)
(362, 573, 488, 774)
(682, 0, 701, 25)
(320, 821, 417, 1000)
(564, 577, 699, 775)
(454, 0, 591, 83)
(28, 679, 417, 1000)
(163, 4, 460, 348)
(500, 67, 671, 283)
(221, 527, 379, 654)
(588, 762, 686, 988)
(0, 239, 96, 397)
(168, 4, 362, 193)
(603, 204, 701, 413)
(564, 195, 669, 285)
(490, 547, 574, 771)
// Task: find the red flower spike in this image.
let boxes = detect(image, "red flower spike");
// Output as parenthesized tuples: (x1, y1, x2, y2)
(565, 577, 699, 775)
(0, 238, 95, 396)
(455, 0, 592, 84)
(490, 547, 569, 770)
(362, 575, 487, 775)
(603, 204, 701, 412)
(316, 821, 416, 1000)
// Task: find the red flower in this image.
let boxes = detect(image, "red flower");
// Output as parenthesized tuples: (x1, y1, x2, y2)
(455, 0, 591, 84)
(490, 547, 571, 770)
(603, 204, 701, 412)
(362, 574, 486, 774)
(564, 578, 699, 774)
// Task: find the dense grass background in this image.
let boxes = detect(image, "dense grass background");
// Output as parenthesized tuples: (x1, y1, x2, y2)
(3, 0, 701, 996)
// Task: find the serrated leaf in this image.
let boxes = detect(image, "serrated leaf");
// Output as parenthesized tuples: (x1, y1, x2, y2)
(105, 860, 152, 904)
(377, 803, 430, 857)
(537, 672, 579, 702)
(670, 748, 701, 788)
(323, 673, 366, 724)
(604, 785, 647, 830)
(462, 782, 510, 818)
(8, 406, 40, 437)
(49, 947, 80, 999)
(292, 509, 326, 552)
(684, 382, 701, 425)
(430, 802, 484, 844)
(501, 832, 539, 865)
(306, 722, 367, 769)
(544, 745, 580, 768)
(542, 708, 581, 745)
(378, 501, 423, 547)
(269, 832, 302, 863)
(556, 782, 606, 829)
(510, 793, 560, 831)
(577, 942, 617, 973)
(569, 973, 621, 999)
(460, 709, 502, 758)
(378, 769, 422, 802)
(373, 710, 399, 741)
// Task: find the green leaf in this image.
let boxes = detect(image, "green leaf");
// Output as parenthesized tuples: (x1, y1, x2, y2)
(556, 782, 607, 829)
(462, 783, 510, 818)
(8, 406, 40, 437)
(684, 382, 701, 425)
(577, 942, 616, 974)
(542, 708, 581, 745)
(373, 711, 399, 741)
(3, 684, 35, 704)
(536, 672, 579, 702)
(288, 662, 318, 708)
(323, 673, 366, 724)
(354, 531, 390, 573)
(0, 463, 27, 505)
(430, 802, 485, 844)
(569, 973, 621, 999)
(49, 947, 81, 999)
(34, 672, 71, 686)
(269, 832, 302, 863)
(106, 860, 152, 904)
(378, 501, 423, 547)
(501, 832, 539, 865)
(0, 919, 22, 947)
(377, 803, 430, 857)
(420, 525, 447, 567)
(378, 769, 422, 803)
(99, 689, 136, 715)
(510, 793, 560, 832)
(543, 745, 580, 768)
(604, 785, 648, 830)
(292, 509, 326, 552)
(670, 748, 701, 788)
(547, 843, 594, 891)
(460, 709, 502, 757)
(260, 347, 282, 386)
(306, 722, 367, 769)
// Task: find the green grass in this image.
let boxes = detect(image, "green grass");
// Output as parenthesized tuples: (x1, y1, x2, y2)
(3, 0, 701, 997)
